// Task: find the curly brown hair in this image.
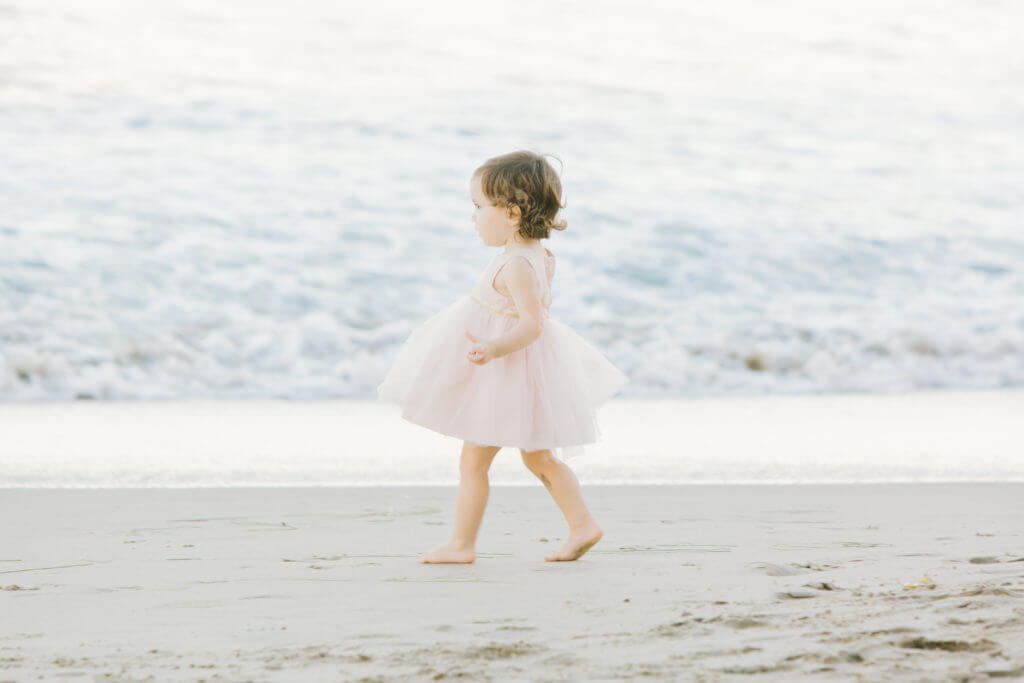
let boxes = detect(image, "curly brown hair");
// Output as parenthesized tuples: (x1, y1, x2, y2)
(472, 150, 568, 240)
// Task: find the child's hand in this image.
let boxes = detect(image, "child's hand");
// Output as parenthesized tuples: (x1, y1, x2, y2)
(465, 331, 497, 365)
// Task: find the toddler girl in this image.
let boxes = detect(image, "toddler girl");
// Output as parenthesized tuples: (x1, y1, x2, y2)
(377, 150, 629, 564)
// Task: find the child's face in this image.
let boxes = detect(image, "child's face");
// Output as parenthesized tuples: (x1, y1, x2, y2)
(470, 174, 518, 247)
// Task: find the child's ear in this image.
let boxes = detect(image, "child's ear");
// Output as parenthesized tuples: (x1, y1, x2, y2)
(506, 203, 521, 225)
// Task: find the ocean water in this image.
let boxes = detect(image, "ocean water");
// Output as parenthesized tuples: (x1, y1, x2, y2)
(2, 0, 1023, 402)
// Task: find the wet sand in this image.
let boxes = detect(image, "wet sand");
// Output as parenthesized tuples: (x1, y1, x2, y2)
(3, 389, 1024, 488)
(2, 484, 1023, 681)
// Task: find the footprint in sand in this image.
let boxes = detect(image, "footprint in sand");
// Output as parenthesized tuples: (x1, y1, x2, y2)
(750, 562, 805, 576)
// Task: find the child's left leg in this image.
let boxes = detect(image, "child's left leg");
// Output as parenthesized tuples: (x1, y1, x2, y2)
(421, 442, 501, 564)
(520, 448, 603, 561)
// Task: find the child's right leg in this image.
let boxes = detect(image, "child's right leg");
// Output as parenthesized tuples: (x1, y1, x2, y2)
(421, 442, 501, 564)
(520, 448, 603, 561)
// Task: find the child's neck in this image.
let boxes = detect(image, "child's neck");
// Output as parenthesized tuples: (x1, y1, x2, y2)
(503, 238, 541, 253)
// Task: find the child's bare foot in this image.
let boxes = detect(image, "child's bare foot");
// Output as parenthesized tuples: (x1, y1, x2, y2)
(545, 520, 603, 561)
(421, 540, 476, 564)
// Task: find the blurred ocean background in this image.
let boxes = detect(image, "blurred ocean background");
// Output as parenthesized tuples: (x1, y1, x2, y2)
(2, 0, 1023, 404)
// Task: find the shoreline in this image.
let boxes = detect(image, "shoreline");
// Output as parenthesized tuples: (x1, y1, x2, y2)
(2, 387, 1023, 488)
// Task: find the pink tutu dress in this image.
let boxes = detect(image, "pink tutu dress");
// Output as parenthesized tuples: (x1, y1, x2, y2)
(376, 245, 629, 460)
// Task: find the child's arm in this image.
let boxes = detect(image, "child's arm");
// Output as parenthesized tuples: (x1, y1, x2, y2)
(465, 256, 544, 364)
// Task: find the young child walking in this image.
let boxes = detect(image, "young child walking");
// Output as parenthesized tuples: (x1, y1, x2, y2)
(377, 150, 629, 564)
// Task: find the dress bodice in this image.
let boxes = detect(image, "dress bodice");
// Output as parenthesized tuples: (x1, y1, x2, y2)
(470, 247, 554, 319)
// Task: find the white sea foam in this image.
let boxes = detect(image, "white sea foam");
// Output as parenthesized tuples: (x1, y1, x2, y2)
(1, 0, 1022, 401)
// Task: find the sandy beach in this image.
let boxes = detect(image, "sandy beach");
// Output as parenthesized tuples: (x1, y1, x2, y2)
(2, 483, 1023, 680)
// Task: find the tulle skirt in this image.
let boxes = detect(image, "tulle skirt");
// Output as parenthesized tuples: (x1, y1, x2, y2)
(377, 295, 628, 460)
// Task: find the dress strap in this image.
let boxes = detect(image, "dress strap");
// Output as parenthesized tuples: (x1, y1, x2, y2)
(497, 248, 550, 294)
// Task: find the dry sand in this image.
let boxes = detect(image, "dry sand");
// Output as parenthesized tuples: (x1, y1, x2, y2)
(2, 483, 1023, 681)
